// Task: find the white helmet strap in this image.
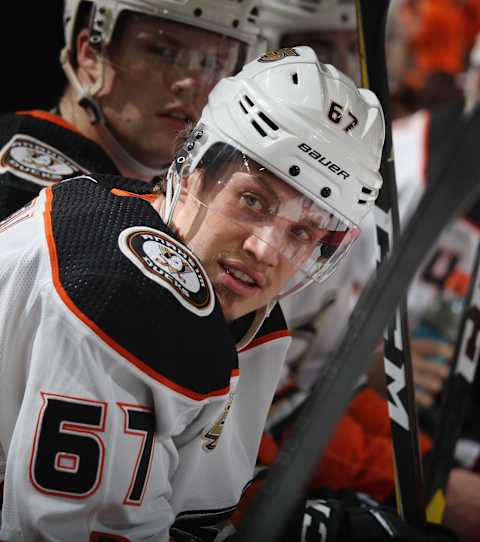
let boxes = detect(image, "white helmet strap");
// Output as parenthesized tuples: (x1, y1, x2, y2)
(94, 122, 169, 180)
(162, 126, 205, 224)
(60, 44, 167, 181)
(163, 164, 183, 225)
(60, 46, 106, 124)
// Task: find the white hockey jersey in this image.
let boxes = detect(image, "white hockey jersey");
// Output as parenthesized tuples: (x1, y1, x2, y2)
(0, 176, 291, 542)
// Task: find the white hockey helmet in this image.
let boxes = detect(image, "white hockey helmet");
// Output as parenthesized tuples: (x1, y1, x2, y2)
(165, 46, 384, 297)
(63, 0, 264, 62)
(259, 0, 356, 50)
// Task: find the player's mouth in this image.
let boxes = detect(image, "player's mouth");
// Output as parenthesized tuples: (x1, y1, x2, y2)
(156, 109, 193, 128)
(217, 259, 266, 298)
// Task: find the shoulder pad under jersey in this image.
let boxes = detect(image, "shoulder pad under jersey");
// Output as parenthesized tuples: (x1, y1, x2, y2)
(45, 176, 238, 399)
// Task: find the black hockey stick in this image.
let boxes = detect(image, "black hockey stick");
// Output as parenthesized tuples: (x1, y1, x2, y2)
(355, 0, 425, 524)
(425, 239, 480, 522)
(233, 67, 480, 542)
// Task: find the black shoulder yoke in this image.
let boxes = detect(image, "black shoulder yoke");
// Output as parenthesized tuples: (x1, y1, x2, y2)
(48, 175, 238, 398)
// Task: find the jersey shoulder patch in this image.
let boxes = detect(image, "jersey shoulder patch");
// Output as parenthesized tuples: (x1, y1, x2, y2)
(0, 133, 88, 186)
(119, 226, 215, 317)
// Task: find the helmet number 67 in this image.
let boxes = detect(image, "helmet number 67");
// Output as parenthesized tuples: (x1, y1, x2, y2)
(328, 101, 359, 133)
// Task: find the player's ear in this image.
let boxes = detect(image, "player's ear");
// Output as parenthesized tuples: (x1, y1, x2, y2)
(76, 28, 103, 85)
(182, 169, 205, 196)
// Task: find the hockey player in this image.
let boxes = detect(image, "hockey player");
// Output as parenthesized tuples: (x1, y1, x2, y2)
(0, 0, 264, 220)
(0, 47, 387, 541)
(0, 45, 458, 542)
(0, 5, 296, 503)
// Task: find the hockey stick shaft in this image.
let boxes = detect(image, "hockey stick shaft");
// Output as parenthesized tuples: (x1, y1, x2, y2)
(426, 239, 480, 522)
(356, 0, 425, 524)
(233, 84, 480, 542)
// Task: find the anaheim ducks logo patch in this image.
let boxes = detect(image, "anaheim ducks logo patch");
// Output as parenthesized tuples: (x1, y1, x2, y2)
(0, 134, 88, 186)
(119, 226, 215, 317)
(258, 47, 299, 63)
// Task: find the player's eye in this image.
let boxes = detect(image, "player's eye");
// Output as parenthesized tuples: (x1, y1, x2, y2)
(147, 45, 178, 61)
(240, 192, 269, 215)
(289, 224, 315, 244)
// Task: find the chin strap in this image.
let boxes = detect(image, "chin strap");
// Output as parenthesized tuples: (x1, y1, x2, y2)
(60, 46, 106, 124)
(162, 164, 183, 225)
(60, 46, 168, 182)
(93, 121, 168, 181)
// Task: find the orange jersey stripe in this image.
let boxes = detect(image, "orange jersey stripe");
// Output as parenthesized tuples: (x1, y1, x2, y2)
(240, 329, 291, 353)
(111, 188, 158, 203)
(16, 110, 83, 135)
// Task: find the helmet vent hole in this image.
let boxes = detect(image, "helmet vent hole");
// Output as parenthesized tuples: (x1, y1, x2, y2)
(258, 112, 279, 131)
(232, 19, 239, 28)
(194, 8, 202, 17)
(245, 95, 254, 107)
(361, 187, 372, 194)
(239, 101, 248, 114)
(358, 200, 367, 205)
(292, 72, 299, 85)
(251, 120, 267, 137)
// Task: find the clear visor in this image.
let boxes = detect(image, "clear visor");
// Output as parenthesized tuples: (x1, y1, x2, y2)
(172, 142, 360, 298)
(97, 13, 245, 116)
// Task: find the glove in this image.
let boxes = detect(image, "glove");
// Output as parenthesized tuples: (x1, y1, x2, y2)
(299, 499, 459, 542)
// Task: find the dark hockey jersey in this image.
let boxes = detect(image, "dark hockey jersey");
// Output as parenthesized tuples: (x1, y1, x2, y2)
(0, 110, 119, 221)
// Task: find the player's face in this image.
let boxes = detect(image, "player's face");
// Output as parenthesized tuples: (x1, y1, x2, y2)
(281, 29, 359, 84)
(96, 14, 243, 169)
(175, 167, 321, 321)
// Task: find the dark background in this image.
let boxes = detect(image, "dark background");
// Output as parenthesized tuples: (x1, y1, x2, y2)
(2, 2, 66, 114)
